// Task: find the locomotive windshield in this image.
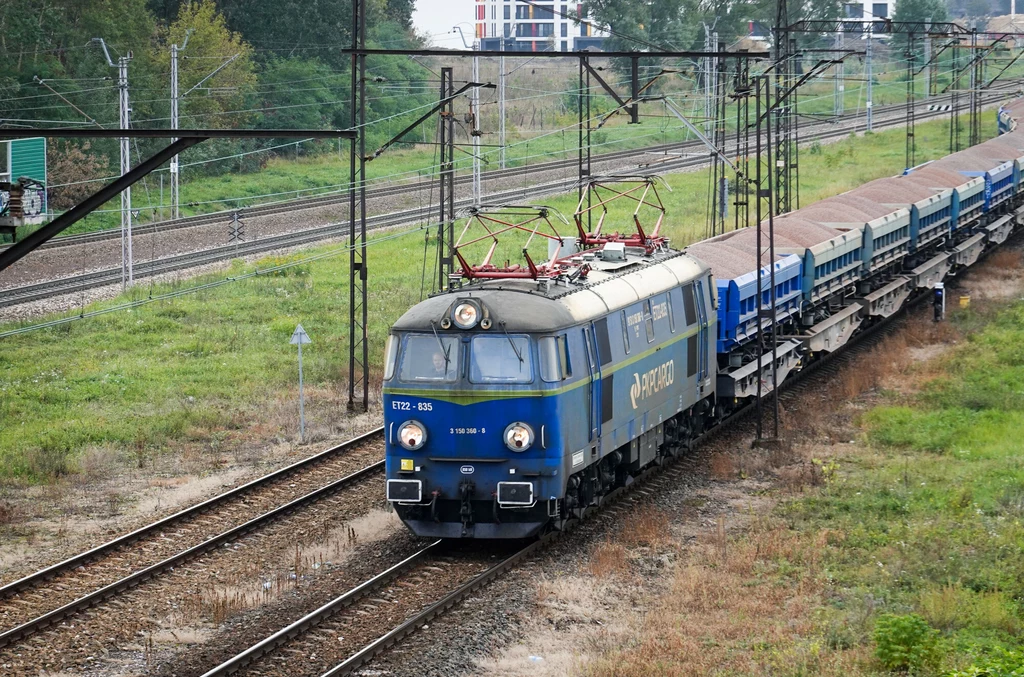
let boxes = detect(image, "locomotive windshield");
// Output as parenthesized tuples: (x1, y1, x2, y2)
(469, 335, 533, 384)
(398, 335, 459, 382)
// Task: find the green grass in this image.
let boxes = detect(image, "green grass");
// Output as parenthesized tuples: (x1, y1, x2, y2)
(776, 300, 1024, 674)
(0, 115, 997, 481)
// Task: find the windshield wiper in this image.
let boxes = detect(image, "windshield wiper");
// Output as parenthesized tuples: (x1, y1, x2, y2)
(429, 321, 451, 367)
(499, 321, 524, 364)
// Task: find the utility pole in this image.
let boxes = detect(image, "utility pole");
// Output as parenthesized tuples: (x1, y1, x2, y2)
(438, 67, 456, 290)
(924, 19, 932, 97)
(94, 38, 133, 288)
(834, 30, 844, 117)
(452, 26, 482, 205)
(704, 25, 713, 137)
(906, 32, 916, 169)
(170, 29, 192, 221)
(348, 0, 369, 412)
(969, 29, 980, 147)
(499, 44, 506, 169)
(866, 26, 874, 132)
(472, 46, 481, 204)
(499, 14, 516, 169)
(773, 0, 794, 215)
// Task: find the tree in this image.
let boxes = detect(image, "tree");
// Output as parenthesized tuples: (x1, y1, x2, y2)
(892, 0, 949, 26)
(214, 0, 387, 69)
(584, 0, 700, 52)
(891, 0, 948, 56)
(47, 141, 111, 210)
(0, 0, 160, 178)
(385, 0, 415, 30)
(256, 57, 347, 140)
(161, 1, 258, 130)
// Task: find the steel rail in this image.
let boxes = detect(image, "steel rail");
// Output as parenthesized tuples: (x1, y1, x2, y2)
(319, 286, 963, 677)
(228, 237, 1017, 677)
(210, 427, 707, 677)
(0, 93, 1003, 309)
(0, 456, 386, 649)
(0, 428, 384, 641)
(198, 542, 445, 677)
(2, 85, 1007, 254)
(0, 140, 697, 251)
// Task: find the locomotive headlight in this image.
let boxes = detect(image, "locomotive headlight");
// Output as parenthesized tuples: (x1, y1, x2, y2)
(453, 302, 479, 329)
(398, 420, 427, 451)
(504, 422, 534, 452)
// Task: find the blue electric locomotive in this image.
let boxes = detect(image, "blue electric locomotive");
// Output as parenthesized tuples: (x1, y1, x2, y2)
(383, 244, 716, 539)
(384, 102, 1024, 540)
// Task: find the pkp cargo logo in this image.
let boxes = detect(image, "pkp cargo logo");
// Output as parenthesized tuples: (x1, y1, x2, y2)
(460, 465, 474, 475)
(629, 359, 675, 409)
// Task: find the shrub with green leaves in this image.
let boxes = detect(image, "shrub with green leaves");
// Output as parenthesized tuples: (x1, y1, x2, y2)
(874, 613, 941, 672)
(949, 648, 1024, 676)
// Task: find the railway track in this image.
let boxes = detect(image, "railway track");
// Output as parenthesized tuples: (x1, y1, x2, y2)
(0, 427, 385, 651)
(2, 89, 1013, 309)
(198, 251, 985, 677)
(1, 228, 1014, 675)
(16, 86, 1012, 254)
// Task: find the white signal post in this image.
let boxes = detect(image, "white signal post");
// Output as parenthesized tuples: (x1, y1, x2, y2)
(290, 324, 313, 442)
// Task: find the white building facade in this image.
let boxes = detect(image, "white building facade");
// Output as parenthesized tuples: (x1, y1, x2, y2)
(474, 0, 606, 52)
(844, 0, 898, 23)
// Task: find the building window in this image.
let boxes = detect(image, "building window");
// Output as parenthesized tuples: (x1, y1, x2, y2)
(562, 39, 568, 51)
(504, 5, 510, 19)
(517, 22, 554, 37)
(871, 2, 887, 17)
(561, 22, 567, 37)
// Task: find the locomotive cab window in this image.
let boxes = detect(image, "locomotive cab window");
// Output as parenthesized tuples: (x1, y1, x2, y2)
(383, 334, 399, 381)
(539, 335, 571, 382)
(470, 335, 533, 383)
(398, 335, 460, 382)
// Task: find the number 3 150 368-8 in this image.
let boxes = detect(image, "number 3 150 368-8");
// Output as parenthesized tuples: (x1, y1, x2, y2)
(391, 401, 431, 411)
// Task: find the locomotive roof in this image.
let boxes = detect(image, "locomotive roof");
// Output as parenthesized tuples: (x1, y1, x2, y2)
(391, 247, 709, 334)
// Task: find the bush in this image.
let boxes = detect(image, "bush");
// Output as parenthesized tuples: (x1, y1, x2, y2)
(949, 648, 1024, 676)
(874, 613, 941, 672)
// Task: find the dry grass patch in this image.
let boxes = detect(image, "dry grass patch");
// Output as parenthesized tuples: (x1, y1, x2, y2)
(581, 520, 866, 677)
(619, 509, 673, 548)
(588, 540, 630, 579)
(709, 451, 736, 480)
(987, 248, 1022, 270)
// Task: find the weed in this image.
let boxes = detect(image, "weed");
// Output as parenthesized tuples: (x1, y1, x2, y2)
(0, 500, 16, 525)
(987, 249, 1022, 270)
(949, 648, 1024, 677)
(709, 452, 736, 480)
(873, 613, 941, 672)
(620, 510, 671, 548)
(589, 540, 629, 579)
